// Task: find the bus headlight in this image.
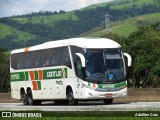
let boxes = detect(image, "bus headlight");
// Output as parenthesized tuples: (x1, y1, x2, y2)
(120, 85, 127, 90)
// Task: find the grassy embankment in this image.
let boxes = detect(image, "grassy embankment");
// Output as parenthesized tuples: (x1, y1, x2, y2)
(0, 23, 36, 42)
(11, 12, 78, 25)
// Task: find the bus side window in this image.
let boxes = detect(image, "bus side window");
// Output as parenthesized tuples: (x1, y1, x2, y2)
(25, 52, 31, 69)
(17, 53, 24, 69)
(60, 47, 71, 68)
(21, 53, 25, 69)
(71, 46, 83, 75)
(31, 50, 41, 68)
(50, 48, 60, 66)
(42, 49, 50, 67)
(11, 54, 17, 69)
(75, 58, 83, 79)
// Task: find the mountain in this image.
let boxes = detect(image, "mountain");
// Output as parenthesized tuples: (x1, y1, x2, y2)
(0, 0, 160, 50)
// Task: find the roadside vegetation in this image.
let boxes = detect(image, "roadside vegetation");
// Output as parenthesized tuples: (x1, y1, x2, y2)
(0, 48, 10, 93)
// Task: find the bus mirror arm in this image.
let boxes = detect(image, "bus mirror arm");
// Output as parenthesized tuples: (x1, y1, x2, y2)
(75, 53, 85, 67)
(124, 52, 132, 67)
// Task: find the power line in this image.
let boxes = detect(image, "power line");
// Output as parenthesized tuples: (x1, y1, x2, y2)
(101, 14, 112, 31)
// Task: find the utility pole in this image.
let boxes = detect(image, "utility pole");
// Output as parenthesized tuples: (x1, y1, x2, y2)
(101, 14, 112, 31)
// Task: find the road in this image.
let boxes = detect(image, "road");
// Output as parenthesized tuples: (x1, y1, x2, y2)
(0, 102, 160, 111)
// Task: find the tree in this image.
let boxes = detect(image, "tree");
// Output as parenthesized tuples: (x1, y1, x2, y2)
(127, 22, 160, 88)
(0, 48, 10, 92)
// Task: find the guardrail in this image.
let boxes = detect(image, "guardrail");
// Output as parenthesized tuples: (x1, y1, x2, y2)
(115, 88, 160, 102)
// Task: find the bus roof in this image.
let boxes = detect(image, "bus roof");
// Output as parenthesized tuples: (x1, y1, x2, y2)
(11, 37, 121, 54)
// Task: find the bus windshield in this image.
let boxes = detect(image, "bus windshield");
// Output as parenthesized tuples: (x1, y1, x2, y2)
(84, 48, 125, 83)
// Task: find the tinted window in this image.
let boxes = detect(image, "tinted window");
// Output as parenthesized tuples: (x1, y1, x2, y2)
(25, 52, 31, 69)
(11, 54, 17, 69)
(60, 47, 71, 68)
(42, 49, 51, 67)
(11, 46, 71, 69)
(50, 48, 60, 66)
(31, 50, 41, 68)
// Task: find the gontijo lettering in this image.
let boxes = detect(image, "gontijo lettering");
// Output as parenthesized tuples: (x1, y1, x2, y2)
(43, 68, 67, 79)
(47, 71, 62, 77)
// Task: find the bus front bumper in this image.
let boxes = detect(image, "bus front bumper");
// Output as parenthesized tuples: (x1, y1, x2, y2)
(81, 87, 127, 99)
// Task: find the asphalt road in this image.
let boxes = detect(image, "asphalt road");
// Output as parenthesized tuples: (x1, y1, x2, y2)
(0, 102, 160, 111)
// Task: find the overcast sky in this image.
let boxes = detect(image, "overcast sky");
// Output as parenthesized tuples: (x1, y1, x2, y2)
(0, 0, 114, 18)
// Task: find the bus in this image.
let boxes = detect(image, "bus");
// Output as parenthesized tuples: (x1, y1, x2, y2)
(10, 37, 132, 105)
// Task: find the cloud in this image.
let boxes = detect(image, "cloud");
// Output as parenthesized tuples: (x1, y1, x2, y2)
(0, 0, 113, 18)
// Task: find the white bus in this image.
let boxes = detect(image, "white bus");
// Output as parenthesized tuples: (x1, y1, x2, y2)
(10, 37, 131, 105)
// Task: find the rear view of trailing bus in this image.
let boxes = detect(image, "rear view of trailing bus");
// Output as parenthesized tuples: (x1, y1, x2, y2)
(10, 38, 131, 105)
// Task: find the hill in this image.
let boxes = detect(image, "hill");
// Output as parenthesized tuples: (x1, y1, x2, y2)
(0, 0, 160, 50)
(79, 12, 160, 37)
(0, 23, 36, 41)
(11, 12, 78, 26)
(84, 0, 159, 10)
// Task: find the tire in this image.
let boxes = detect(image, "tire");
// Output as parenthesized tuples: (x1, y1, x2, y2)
(103, 99, 113, 105)
(27, 89, 34, 105)
(67, 88, 78, 105)
(22, 93, 28, 105)
(27, 89, 41, 105)
(34, 100, 41, 105)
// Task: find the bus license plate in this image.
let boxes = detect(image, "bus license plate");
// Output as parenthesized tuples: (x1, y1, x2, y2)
(105, 93, 112, 97)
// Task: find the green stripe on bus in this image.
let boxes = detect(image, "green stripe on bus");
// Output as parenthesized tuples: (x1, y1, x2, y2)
(114, 81, 126, 88)
(37, 81, 41, 90)
(25, 72, 28, 80)
(64, 68, 67, 78)
(88, 81, 127, 89)
(34, 71, 38, 80)
(97, 84, 103, 88)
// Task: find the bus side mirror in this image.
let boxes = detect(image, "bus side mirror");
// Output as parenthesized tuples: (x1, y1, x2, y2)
(75, 53, 85, 67)
(124, 52, 132, 67)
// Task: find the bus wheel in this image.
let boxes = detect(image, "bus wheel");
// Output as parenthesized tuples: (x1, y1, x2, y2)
(34, 100, 41, 105)
(27, 89, 34, 105)
(22, 93, 28, 105)
(103, 99, 113, 105)
(67, 89, 78, 105)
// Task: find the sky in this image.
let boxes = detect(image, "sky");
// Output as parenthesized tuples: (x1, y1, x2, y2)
(0, 0, 114, 18)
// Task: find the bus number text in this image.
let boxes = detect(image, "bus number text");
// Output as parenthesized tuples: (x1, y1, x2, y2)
(11, 74, 20, 80)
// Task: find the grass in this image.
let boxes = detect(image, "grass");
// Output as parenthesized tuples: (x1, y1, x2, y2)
(111, 12, 160, 37)
(11, 12, 78, 26)
(110, 0, 155, 9)
(81, 0, 114, 10)
(0, 23, 12, 39)
(0, 111, 159, 119)
(82, 0, 157, 10)
(0, 23, 36, 42)
(79, 12, 160, 37)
